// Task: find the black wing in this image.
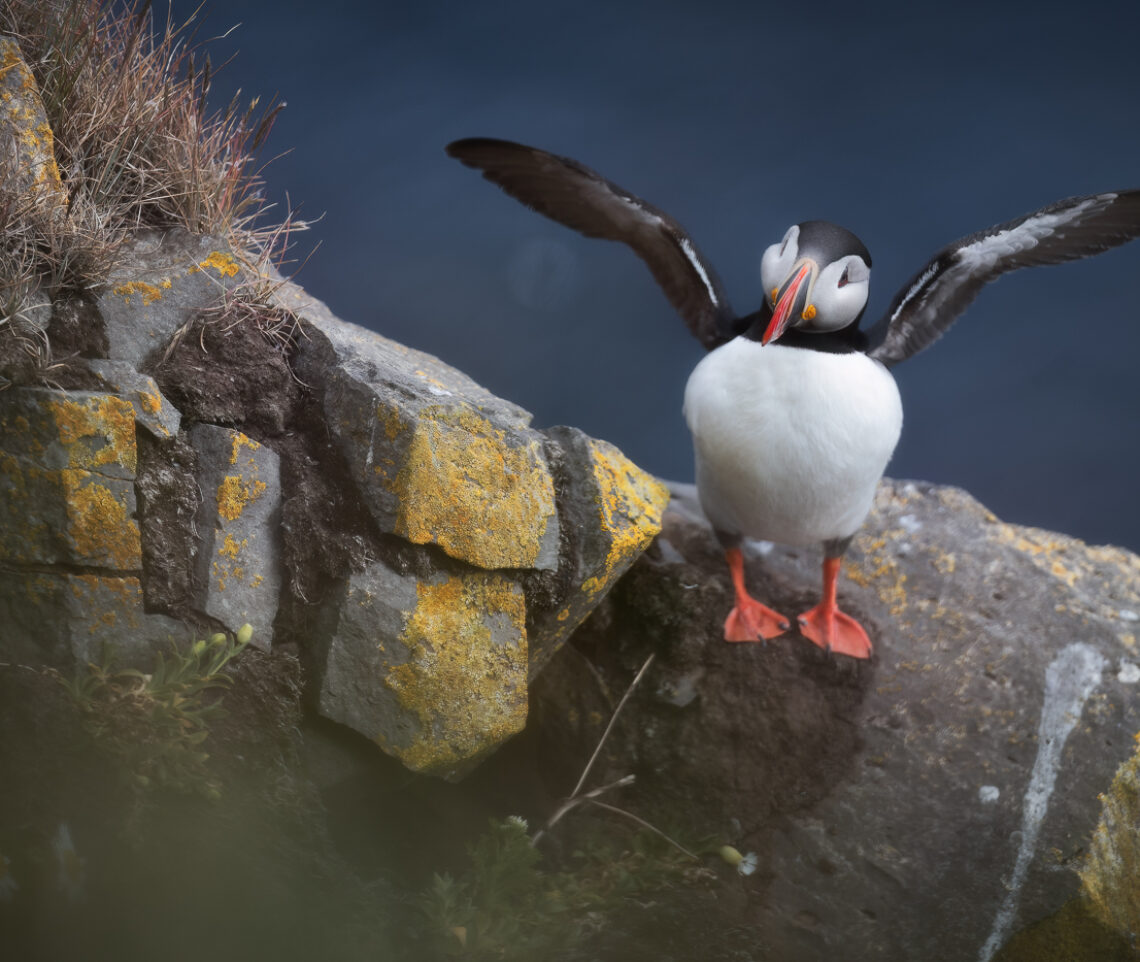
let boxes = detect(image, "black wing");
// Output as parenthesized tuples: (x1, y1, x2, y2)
(867, 190, 1140, 368)
(447, 138, 739, 350)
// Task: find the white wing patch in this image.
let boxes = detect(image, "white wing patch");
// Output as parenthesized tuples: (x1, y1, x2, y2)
(680, 236, 720, 307)
(889, 261, 942, 323)
(956, 196, 1108, 272)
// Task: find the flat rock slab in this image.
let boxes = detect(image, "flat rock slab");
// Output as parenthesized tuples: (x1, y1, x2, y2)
(313, 560, 529, 779)
(82, 360, 181, 440)
(292, 298, 560, 571)
(189, 424, 282, 646)
(0, 571, 182, 669)
(0, 390, 141, 568)
(537, 479, 1140, 962)
(530, 426, 671, 675)
(99, 231, 244, 371)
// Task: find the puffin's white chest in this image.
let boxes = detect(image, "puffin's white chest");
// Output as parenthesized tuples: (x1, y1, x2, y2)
(682, 338, 903, 545)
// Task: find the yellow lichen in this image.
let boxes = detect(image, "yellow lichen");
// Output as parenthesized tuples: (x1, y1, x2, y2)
(215, 475, 267, 522)
(190, 251, 240, 278)
(1081, 746, 1140, 942)
(375, 573, 527, 774)
(586, 439, 670, 591)
(218, 532, 247, 560)
(846, 531, 908, 618)
(138, 391, 163, 415)
(111, 279, 172, 306)
(228, 432, 261, 466)
(389, 406, 556, 569)
(62, 471, 141, 569)
(47, 395, 136, 474)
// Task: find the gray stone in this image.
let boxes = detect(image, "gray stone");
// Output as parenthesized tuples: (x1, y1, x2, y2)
(288, 283, 561, 572)
(0, 388, 136, 479)
(82, 359, 181, 439)
(0, 389, 141, 568)
(0, 570, 183, 670)
(98, 231, 245, 371)
(188, 424, 281, 647)
(529, 425, 670, 676)
(0, 37, 67, 213)
(534, 478, 1140, 962)
(312, 559, 529, 778)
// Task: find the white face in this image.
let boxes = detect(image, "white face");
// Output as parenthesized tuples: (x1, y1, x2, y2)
(761, 226, 871, 333)
(760, 225, 799, 301)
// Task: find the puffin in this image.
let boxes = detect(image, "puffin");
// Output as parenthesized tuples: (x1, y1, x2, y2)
(446, 137, 1140, 659)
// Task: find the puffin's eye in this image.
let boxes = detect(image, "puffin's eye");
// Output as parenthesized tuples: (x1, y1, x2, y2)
(838, 267, 850, 288)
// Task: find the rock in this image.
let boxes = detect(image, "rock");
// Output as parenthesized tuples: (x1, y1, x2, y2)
(1, 157, 668, 768)
(98, 231, 244, 371)
(0, 388, 186, 668)
(81, 360, 181, 439)
(529, 426, 670, 676)
(1080, 742, 1140, 942)
(188, 424, 282, 647)
(292, 300, 560, 571)
(0, 390, 140, 568)
(532, 479, 1140, 962)
(312, 561, 528, 779)
(0, 37, 66, 212)
(0, 571, 182, 669)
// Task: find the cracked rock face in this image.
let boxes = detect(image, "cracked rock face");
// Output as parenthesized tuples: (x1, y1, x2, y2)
(530, 479, 1140, 961)
(0, 61, 671, 774)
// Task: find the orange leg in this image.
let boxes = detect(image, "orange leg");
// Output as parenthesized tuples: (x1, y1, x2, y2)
(797, 556, 872, 659)
(722, 547, 789, 642)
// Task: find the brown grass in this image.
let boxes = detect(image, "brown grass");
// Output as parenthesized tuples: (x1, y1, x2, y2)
(1, 0, 304, 383)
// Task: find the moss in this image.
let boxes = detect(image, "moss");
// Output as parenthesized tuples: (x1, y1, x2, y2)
(992, 898, 1134, 961)
(376, 573, 528, 775)
(389, 405, 556, 570)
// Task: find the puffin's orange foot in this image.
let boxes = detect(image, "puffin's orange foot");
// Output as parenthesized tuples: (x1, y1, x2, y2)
(724, 598, 790, 643)
(797, 604, 872, 659)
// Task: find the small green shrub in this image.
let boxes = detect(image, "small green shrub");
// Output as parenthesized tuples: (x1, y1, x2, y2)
(412, 816, 714, 960)
(64, 625, 252, 799)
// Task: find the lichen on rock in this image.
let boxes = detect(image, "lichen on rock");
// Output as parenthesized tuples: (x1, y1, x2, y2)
(1081, 743, 1140, 942)
(313, 562, 528, 778)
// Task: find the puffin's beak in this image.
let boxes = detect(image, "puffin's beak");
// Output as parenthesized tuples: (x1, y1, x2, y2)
(762, 260, 814, 345)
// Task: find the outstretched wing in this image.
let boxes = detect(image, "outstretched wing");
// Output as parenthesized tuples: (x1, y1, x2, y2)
(447, 138, 739, 350)
(867, 190, 1140, 368)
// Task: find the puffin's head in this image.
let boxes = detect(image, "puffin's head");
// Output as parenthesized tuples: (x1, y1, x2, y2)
(758, 221, 872, 345)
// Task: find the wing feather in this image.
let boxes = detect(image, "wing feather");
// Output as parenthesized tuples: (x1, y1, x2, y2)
(447, 138, 738, 349)
(868, 190, 1140, 367)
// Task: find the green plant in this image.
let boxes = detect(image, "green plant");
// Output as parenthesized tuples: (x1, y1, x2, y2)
(64, 625, 252, 799)
(410, 654, 725, 959)
(414, 816, 712, 960)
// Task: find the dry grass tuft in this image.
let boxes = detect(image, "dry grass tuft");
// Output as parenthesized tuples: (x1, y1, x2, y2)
(1, 0, 305, 383)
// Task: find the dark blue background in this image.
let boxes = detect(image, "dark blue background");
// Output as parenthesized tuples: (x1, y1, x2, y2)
(173, 0, 1140, 550)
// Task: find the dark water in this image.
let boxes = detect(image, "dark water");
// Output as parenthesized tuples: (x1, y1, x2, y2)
(170, 0, 1140, 551)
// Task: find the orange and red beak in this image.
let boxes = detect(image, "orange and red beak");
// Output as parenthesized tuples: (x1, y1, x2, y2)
(762, 260, 815, 345)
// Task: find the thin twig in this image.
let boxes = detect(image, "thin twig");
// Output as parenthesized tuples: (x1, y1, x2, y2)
(585, 800, 699, 860)
(570, 652, 655, 799)
(531, 774, 635, 847)
(531, 652, 656, 849)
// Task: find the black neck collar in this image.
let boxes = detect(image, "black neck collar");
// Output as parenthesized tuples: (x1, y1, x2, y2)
(737, 307, 868, 355)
